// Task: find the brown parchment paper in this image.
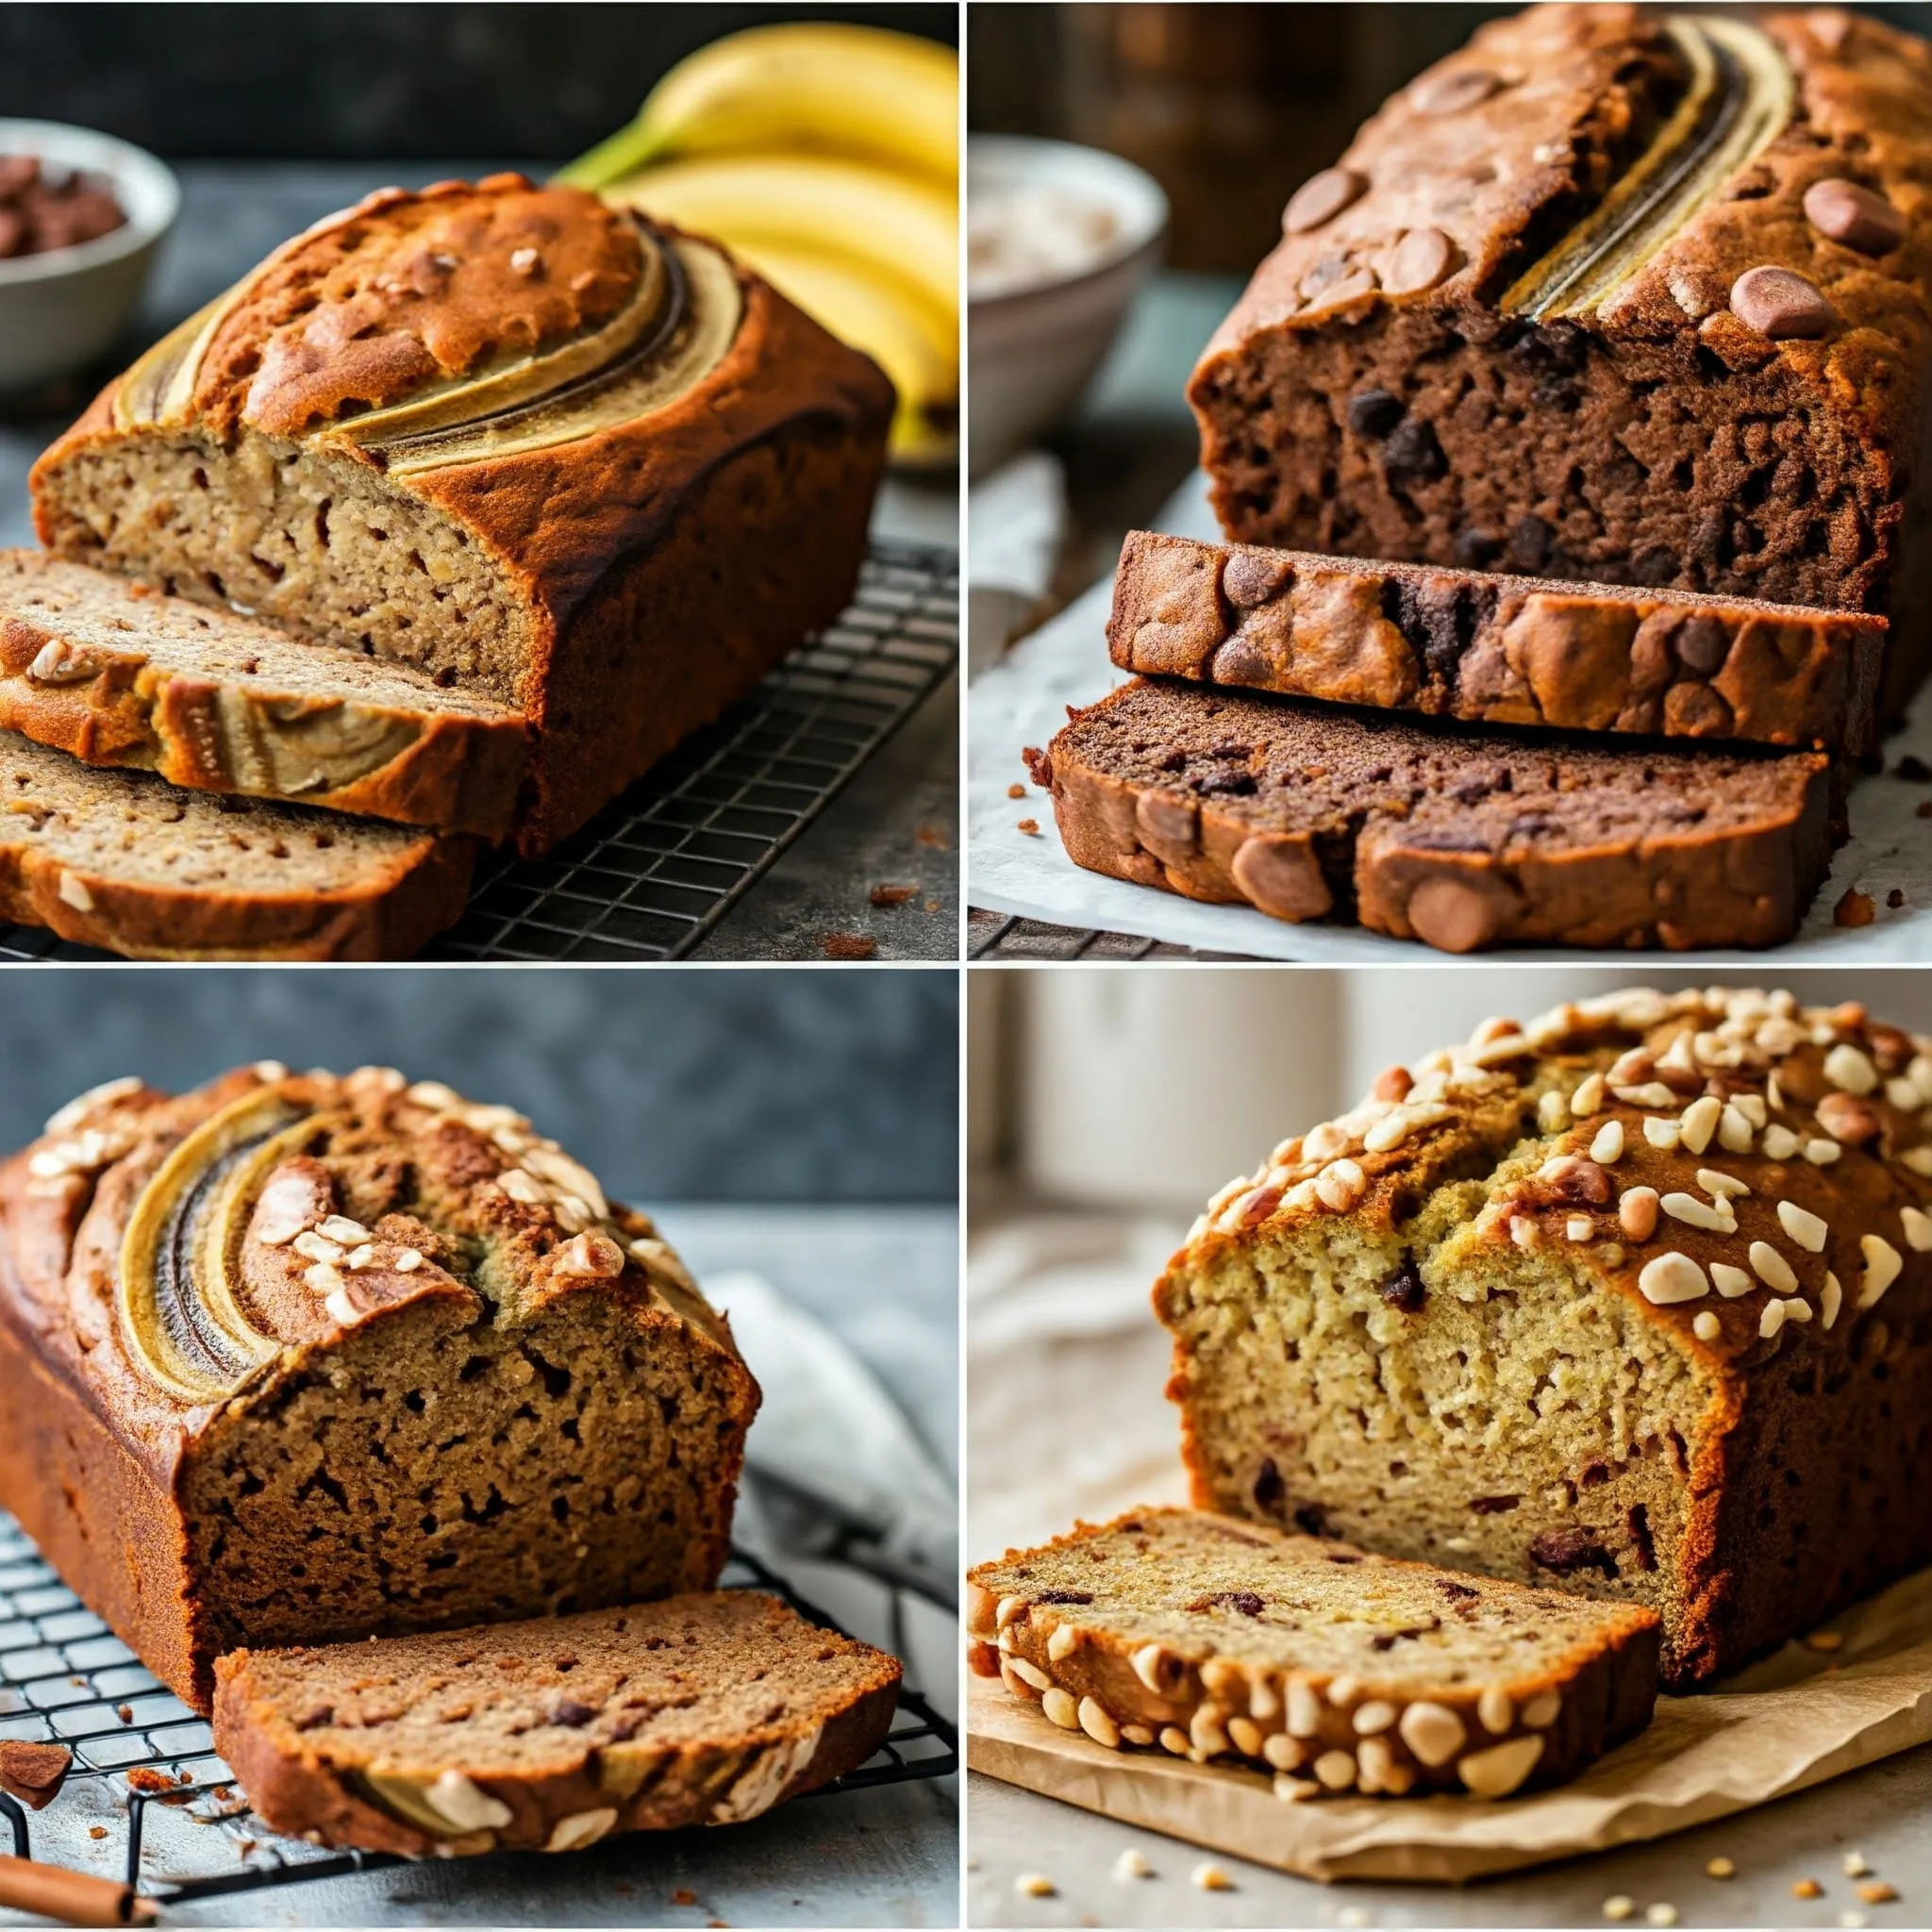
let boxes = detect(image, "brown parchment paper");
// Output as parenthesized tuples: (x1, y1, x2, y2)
(967, 1564, 1932, 1883)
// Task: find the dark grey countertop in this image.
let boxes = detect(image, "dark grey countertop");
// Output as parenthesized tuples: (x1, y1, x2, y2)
(0, 162, 959, 963)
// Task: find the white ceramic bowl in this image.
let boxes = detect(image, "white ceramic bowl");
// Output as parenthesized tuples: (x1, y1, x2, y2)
(967, 134, 1167, 477)
(0, 120, 178, 395)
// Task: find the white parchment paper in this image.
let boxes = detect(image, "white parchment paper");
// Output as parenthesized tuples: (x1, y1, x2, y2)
(970, 474, 1932, 961)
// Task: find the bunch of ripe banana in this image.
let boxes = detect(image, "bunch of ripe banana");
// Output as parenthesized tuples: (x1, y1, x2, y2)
(560, 23, 958, 469)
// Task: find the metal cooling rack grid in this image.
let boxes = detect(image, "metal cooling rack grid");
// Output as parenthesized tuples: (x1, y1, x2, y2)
(0, 541, 958, 964)
(0, 1516, 957, 1908)
(967, 908, 1259, 962)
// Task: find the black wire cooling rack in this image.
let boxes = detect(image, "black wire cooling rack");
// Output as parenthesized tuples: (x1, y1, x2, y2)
(0, 540, 958, 964)
(0, 1514, 956, 1910)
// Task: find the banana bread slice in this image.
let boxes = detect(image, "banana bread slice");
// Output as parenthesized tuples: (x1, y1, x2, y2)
(1158, 986, 1932, 1687)
(968, 1509, 1657, 1798)
(1026, 679, 1832, 952)
(0, 552, 527, 837)
(0, 1065, 758, 1709)
(0, 731, 473, 959)
(1109, 530, 1887, 754)
(213, 1594, 901, 1855)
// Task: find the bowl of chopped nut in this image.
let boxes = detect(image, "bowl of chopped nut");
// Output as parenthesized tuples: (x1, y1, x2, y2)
(0, 119, 178, 397)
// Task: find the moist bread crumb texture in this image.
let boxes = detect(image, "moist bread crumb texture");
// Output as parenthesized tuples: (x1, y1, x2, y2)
(967, 1508, 1658, 1799)
(212, 1594, 902, 1855)
(1158, 986, 1932, 1688)
(0, 1065, 758, 1710)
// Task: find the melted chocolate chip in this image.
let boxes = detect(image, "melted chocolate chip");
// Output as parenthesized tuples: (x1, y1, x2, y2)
(1508, 515, 1554, 571)
(548, 1698, 599, 1728)
(1469, 1494, 1520, 1514)
(1346, 388, 1406, 438)
(1436, 1578, 1480, 1600)
(1383, 418, 1447, 485)
(1036, 1589, 1095, 1605)
(1453, 527, 1501, 570)
(1294, 1503, 1334, 1537)
(1528, 1526, 1619, 1578)
(1253, 1457, 1284, 1510)
(1379, 1252, 1427, 1311)
(1674, 615, 1731, 675)
(1188, 1590, 1266, 1617)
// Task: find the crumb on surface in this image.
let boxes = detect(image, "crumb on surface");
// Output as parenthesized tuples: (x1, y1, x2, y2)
(1846, 1854, 1873, 1878)
(672, 1889, 697, 1907)
(1603, 1897, 1636, 1922)
(1017, 818, 1041, 836)
(1707, 1857, 1736, 1879)
(89, 1825, 108, 1840)
(924, 897, 941, 912)
(1192, 1860, 1234, 1892)
(1858, 1883, 1898, 1905)
(1888, 888, 1907, 908)
(868, 883, 916, 907)
(823, 932, 877, 960)
(1008, 782, 1027, 798)
(1016, 1873, 1057, 1897)
(1806, 1630, 1845, 1652)
(1895, 754, 1932, 781)
(1835, 889, 1876, 927)
(1795, 1878, 1825, 1899)
(916, 822, 950, 849)
(1645, 1906, 1678, 1928)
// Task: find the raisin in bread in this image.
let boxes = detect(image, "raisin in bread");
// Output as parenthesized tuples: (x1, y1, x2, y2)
(1109, 529, 1887, 754)
(0, 1065, 757, 1710)
(968, 1510, 1658, 1798)
(1157, 986, 1932, 1687)
(213, 1594, 901, 1855)
(30, 173, 893, 854)
(0, 731, 473, 960)
(0, 551, 527, 837)
(1189, 8, 1932, 721)
(1027, 680, 1832, 952)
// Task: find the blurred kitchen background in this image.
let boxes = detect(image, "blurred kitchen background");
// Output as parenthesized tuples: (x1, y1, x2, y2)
(3, 964, 959, 1929)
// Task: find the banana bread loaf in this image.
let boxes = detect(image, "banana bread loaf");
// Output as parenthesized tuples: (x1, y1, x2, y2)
(1108, 529, 1888, 754)
(0, 731, 474, 959)
(0, 1064, 758, 1710)
(1157, 986, 1932, 1687)
(1189, 7, 1932, 721)
(1026, 679, 1833, 952)
(214, 1594, 900, 1855)
(30, 174, 894, 853)
(0, 551, 526, 836)
(968, 1509, 1658, 1798)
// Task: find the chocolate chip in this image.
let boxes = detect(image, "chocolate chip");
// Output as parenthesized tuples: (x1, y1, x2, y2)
(1036, 1589, 1095, 1605)
(1222, 550, 1292, 608)
(1208, 634, 1271, 684)
(293, 1705, 336, 1732)
(1379, 1252, 1427, 1311)
(1346, 389, 1406, 438)
(1453, 527, 1501, 569)
(1253, 1457, 1284, 1510)
(1293, 1504, 1334, 1537)
(1630, 544, 1678, 587)
(1674, 615, 1731, 676)
(1803, 176, 1904, 255)
(548, 1698, 599, 1727)
(1284, 166, 1366, 234)
(1412, 66, 1501, 115)
(1436, 1579, 1480, 1602)
(1528, 1526, 1618, 1577)
(1508, 515, 1553, 571)
(1188, 1590, 1266, 1617)
(1191, 763, 1257, 797)
(1407, 874, 1509, 952)
(1384, 225, 1457, 295)
(1894, 754, 1932, 782)
(1730, 265, 1836, 340)
(1469, 1494, 1520, 1515)
(1383, 418, 1446, 484)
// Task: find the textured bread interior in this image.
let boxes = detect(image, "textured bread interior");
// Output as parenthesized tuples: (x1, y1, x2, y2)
(1163, 1167, 1713, 1669)
(0, 730, 427, 890)
(225, 1595, 895, 1774)
(0, 554, 513, 717)
(35, 430, 533, 704)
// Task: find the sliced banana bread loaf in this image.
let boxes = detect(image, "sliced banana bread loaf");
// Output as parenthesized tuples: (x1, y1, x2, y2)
(1109, 530, 1887, 754)
(30, 173, 893, 853)
(0, 1065, 758, 1710)
(0, 731, 473, 959)
(0, 552, 527, 837)
(969, 1509, 1658, 1798)
(1158, 986, 1932, 1686)
(1026, 680, 1833, 952)
(1189, 7, 1932, 719)
(213, 1594, 901, 1855)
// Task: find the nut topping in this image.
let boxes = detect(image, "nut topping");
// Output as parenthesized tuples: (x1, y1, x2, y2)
(1639, 1252, 1708, 1305)
(1804, 178, 1904, 256)
(1285, 167, 1366, 235)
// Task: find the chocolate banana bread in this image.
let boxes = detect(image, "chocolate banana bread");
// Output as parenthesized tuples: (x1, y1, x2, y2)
(214, 1595, 900, 1855)
(1109, 529, 1887, 754)
(0, 1065, 758, 1710)
(1189, 7, 1932, 720)
(968, 1509, 1658, 1798)
(1158, 986, 1932, 1686)
(30, 173, 893, 853)
(0, 551, 527, 836)
(1026, 679, 1833, 952)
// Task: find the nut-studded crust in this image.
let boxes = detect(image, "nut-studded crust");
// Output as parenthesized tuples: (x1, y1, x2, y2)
(1108, 530, 1887, 755)
(0, 1066, 758, 1707)
(1158, 987, 1932, 1686)
(211, 1596, 901, 1856)
(0, 554, 528, 838)
(1029, 680, 1833, 953)
(967, 1510, 1658, 1799)
(0, 733, 475, 960)
(30, 178, 895, 856)
(1189, 7, 1932, 723)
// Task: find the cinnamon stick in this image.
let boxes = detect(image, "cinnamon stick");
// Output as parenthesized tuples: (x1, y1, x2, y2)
(0, 1855, 158, 1926)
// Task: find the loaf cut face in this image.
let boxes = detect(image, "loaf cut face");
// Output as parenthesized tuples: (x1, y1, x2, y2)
(1108, 530, 1888, 755)
(0, 551, 527, 835)
(30, 174, 894, 852)
(1157, 987, 1932, 1687)
(0, 1066, 758, 1709)
(0, 730, 473, 959)
(968, 1509, 1657, 1798)
(212, 1594, 901, 1855)
(1027, 679, 1832, 952)
(1189, 7, 1932, 719)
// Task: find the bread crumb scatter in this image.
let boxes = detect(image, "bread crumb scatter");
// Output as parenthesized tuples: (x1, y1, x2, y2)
(1707, 1856, 1736, 1879)
(1795, 1878, 1825, 1899)
(1191, 1860, 1234, 1891)
(1112, 1849, 1153, 1881)
(1845, 1853, 1873, 1878)
(1645, 1906, 1678, 1927)
(1603, 1898, 1636, 1922)
(1857, 1882, 1898, 1905)
(1015, 1873, 1057, 1898)
(1835, 889, 1877, 927)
